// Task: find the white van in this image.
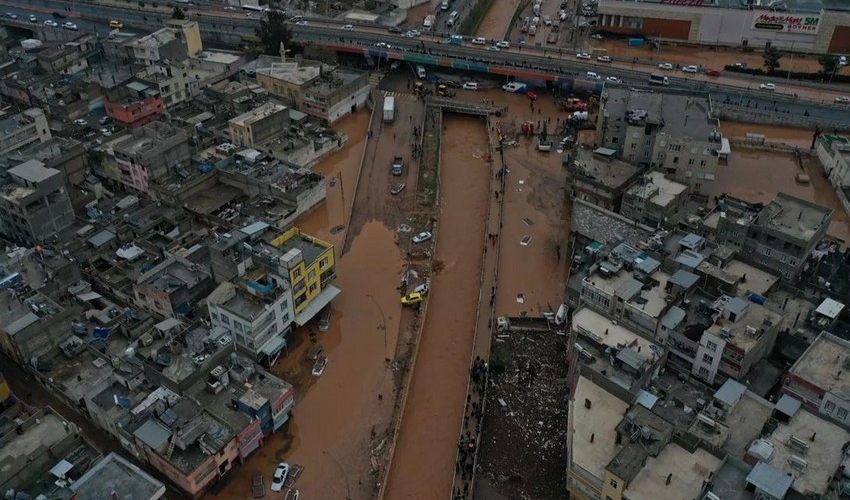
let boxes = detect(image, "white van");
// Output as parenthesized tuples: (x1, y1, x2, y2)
(586, 71, 600, 79)
(441, 0, 449, 10)
(447, 10, 458, 27)
(416, 65, 426, 79)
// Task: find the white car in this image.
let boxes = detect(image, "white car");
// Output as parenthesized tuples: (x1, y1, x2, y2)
(591, 33, 603, 40)
(271, 463, 290, 492)
(658, 62, 673, 70)
(496, 40, 510, 48)
(486, 46, 500, 51)
(840, 55, 848, 67)
(835, 96, 849, 104)
(586, 71, 600, 80)
(63, 22, 78, 30)
(341, 24, 354, 30)
(412, 231, 432, 243)
(407, 29, 421, 37)
(759, 83, 776, 91)
(6, 13, 16, 19)
(462, 82, 478, 90)
(29, 14, 37, 22)
(101, 128, 112, 136)
(605, 76, 621, 83)
(375, 42, 391, 48)
(576, 52, 592, 60)
(295, 20, 308, 25)
(73, 119, 88, 127)
(682, 65, 699, 73)
(597, 55, 612, 62)
(471, 37, 487, 45)
(44, 19, 58, 27)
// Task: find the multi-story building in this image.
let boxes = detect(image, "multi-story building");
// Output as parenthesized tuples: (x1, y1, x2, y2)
(129, 21, 202, 66)
(228, 103, 290, 148)
(206, 269, 294, 365)
(254, 56, 324, 106)
(0, 108, 51, 156)
(270, 227, 339, 325)
(0, 160, 75, 245)
(702, 193, 833, 281)
(783, 332, 850, 428)
(99, 121, 190, 193)
(104, 81, 164, 128)
(136, 64, 190, 109)
(597, 88, 721, 194)
(569, 146, 642, 212)
(36, 35, 95, 74)
(620, 171, 689, 227)
(133, 256, 215, 319)
(71, 453, 166, 500)
(815, 134, 850, 190)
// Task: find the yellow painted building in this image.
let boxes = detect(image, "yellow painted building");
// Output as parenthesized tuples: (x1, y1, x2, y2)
(270, 227, 339, 325)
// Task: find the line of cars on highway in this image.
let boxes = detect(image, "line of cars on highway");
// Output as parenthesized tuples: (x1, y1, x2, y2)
(6, 11, 77, 30)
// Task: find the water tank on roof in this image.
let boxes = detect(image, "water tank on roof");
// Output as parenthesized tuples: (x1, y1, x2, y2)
(747, 438, 775, 462)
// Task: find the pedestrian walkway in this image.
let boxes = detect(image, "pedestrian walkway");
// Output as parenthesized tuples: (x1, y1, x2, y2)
(382, 90, 418, 101)
(449, 122, 506, 500)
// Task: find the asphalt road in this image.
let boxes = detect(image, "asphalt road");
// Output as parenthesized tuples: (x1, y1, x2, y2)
(0, 4, 108, 34)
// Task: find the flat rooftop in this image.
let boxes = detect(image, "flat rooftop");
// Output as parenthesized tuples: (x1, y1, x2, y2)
(769, 407, 850, 496)
(626, 171, 687, 207)
(304, 67, 365, 96)
(603, 88, 716, 141)
(255, 57, 321, 86)
(72, 452, 165, 500)
(624, 444, 721, 500)
(725, 260, 778, 296)
(0, 412, 69, 477)
(757, 192, 833, 243)
(140, 258, 207, 293)
(573, 308, 661, 364)
(229, 103, 288, 127)
(573, 147, 640, 189)
(571, 375, 629, 480)
(207, 279, 290, 321)
(706, 301, 781, 354)
(791, 333, 850, 400)
(722, 392, 773, 459)
(47, 347, 114, 403)
(571, 198, 653, 246)
(273, 231, 330, 266)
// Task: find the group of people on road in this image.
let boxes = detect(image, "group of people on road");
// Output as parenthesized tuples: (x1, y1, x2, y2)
(453, 356, 489, 500)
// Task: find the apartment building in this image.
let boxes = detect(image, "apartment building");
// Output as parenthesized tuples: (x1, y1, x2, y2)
(569, 146, 642, 212)
(0, 160, 75, 245)
(620, 171, 689, 227)
(270, 227, 339, 325)
(597, 88, 721, 194)
(104, 81, 164, 128)
(0, 108, 51, 156)
(136, 64, 190, 109)
(783, 332, 850, 428)
(702, 193, 833, 281)
(99, 121, 190, 193)
(129, 21, 202, 66)
(133, 256, 215, 319)
(815, 134, 850, 190)
(254, 56, 324, 106)
(228, 103, 290, 148)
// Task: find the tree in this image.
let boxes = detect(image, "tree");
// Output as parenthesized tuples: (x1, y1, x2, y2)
(255, 10, 294, 56)
(763, 46, 782, 72)
(819, 54, 839, 74)
(172, 6, 186, 19)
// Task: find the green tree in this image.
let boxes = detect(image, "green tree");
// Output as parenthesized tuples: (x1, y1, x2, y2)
(172, 6, 186, 19)
(763, 46, 782, 72)
(255, 10, 293, 56)
(819, 54, 839, 74)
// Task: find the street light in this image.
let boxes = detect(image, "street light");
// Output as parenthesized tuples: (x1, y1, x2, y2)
(323, 450, 352, 500)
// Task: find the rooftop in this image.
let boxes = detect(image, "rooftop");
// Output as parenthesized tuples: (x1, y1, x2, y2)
(573, 308, 662, 366)
(725, 260, 778, 296)
(304, 66, 365, 97)
(137, 257, 209, 293)
(790, 332, 850, 399)
(604, 88, 717, 142)
(756, 192, 833, 243)
(270, 228, 332, 267)
(572, 146, 640, 189)
(8, 159, 60, 184)
(706, 299, 781, 354)
(626, 171, 688, 207)
(722, 392, 773, 458)
(0, 279, 63, 337)
(229, 103, 288, 128)
(571, 199, 653, 246)
(624, 444, 720, 500)
(129, 28, 178, 49)
(207, 277, 291, 321)
(571, 375, 629, 480)
(0, 411, 71, 478)
(254, 56, 323, 86)
(71, 453, 165, 500)
(767, 407, 850, 496)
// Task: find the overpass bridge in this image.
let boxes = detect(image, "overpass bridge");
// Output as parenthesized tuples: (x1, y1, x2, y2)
(0, 18, 82, 42)
(425, 96, 507, 116)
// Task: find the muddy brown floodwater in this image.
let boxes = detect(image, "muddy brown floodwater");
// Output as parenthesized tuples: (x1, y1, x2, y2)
(211, 110, 403, 500)
(383, 115, 492, 500)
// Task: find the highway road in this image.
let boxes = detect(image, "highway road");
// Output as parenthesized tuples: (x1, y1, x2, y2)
(0, 6, 107, 35)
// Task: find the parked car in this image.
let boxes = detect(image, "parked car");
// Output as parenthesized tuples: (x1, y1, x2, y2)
(340, 24, 353, 30)
(44, 19, 58, 27)
(413, 283, 429, 295)
(6, 12, 17, 19)
(311, 355, 327, 376)
(462, 82, 478, 90)
(412, 231, 432, 243)
(271, 463, 290, 492)
(605, 76, 621, 83)
(295, 20, 308, 25)
(591, 33, 603, 39)
(496, 40, 510, 48)
(597, 55, 612, 62)
(401, 292, 424, 306)
(317, 307, 331, 332)
(657, 62, 673, 70)
(705, 69, 721, 77)
(585, 71, 600, 80)
(100, 128, 112, 137)
(73, 118, 88, 127)
(63, 22, 78, 30)
(682, 65, 699, 73)
(29, 14, 37, 22)
(759, 82, 776, 91)
(733, 61, 747, 68)
(835, 96, 850, 104)
(471, 37, 487, 45)
(575, 52, 592, 59)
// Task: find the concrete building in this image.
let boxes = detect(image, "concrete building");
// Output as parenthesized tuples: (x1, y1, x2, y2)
(784, 332, 850, 427)
(702, 193, 833, 281)
(71, 453, 166, 500)
(228, 103, 290, 148)
(569, 146, 642, 212)
(620, 171, 689, 227)
(594, 0, 850, 53)
(129, 21, 202, 66)
(206, 270, 295, 365)
(254, 56, 324, 106)
(0, 108, 51, 156)
(4, 136, 88, 192)
(136, 63, 190, 109)
(36, 36, 94, 75)
(0, 160, 75, 245)
(133, 256, 215, 319)
(270, 227, 339, 325)
(99, 121, 190, 193)
(597, 88, 721, 194)
(104, 80, 164, 128)
(815, 134, 850, 190)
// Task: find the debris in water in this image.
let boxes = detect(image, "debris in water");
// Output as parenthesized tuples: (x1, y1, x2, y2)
(520, 235, 532, 246)
(516, 293, 525, 304)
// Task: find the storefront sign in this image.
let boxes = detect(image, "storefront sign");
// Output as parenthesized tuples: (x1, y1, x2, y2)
(752, 14, 820, 34)
(660, 0, 705, 6)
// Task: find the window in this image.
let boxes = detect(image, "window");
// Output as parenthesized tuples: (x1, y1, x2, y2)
(673, 156, 679, 164)
(839, 407, 848, 420)
(609, 479, 619, 489)
(698, 366, 710, 378)
(700, 160, 707, 167)
(630, 143, 636, 149)
(703, 353, 714, 364)
(308, 283, 318, 293)
(308, 270, 316, 280)
(764, 248, 772, 257)
(234, 322, 243, 332)
(293, 268, 302, 279)
(688, 158, 695, 166)
(706, 340, 718, 351)
(825, 401, 836, 413)
(320, 257, 328, 269)
(789, 258, 797, 266)
(780, 254, 786, 263)
(221, 315, 230, 325)
(210, 312, 218, 321)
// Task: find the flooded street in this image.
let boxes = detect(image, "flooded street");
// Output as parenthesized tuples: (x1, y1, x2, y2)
(383, 115, 492, 500)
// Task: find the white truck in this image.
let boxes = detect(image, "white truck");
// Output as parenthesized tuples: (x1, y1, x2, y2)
(423, 14, 436, 29)
(383, 96, 395, 123)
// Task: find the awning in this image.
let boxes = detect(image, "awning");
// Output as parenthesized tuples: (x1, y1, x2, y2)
(260, 335, 286, 356)
(155, 317, 181, 332)
(49, 459, 73, 478)
(294, 285, 341, 326)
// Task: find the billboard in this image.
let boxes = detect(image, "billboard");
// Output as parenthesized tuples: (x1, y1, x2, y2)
(752, 14, 820, 34)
